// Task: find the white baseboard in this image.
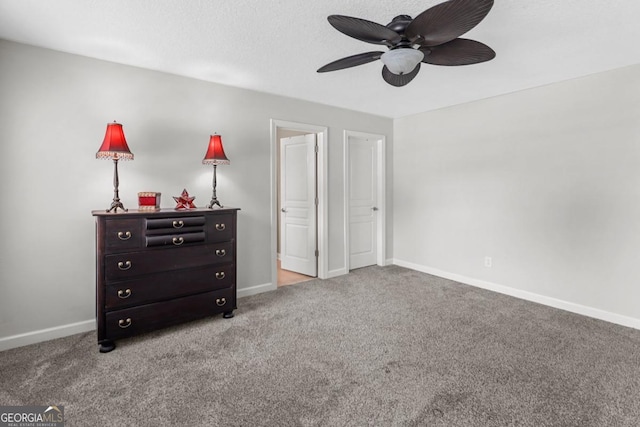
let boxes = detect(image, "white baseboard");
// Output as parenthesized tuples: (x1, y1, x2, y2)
(1, 282, 276, 352)
(328, 262, 388, 278)
(392, 259, 640, 331)
(9, 261, 635, 352)
(0, 319, 95, 352)
(237, 282, 276, 298)
(327, 268, 348, 278)
(0, 279, 298, 352)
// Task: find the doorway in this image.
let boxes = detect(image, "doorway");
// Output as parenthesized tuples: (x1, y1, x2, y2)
(279, 132, 316, 285)
(344, 130, 387, 271)
(270, 120, 328, 288)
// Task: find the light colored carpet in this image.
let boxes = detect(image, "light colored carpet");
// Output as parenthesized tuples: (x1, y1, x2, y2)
(1, 265, 640, 426)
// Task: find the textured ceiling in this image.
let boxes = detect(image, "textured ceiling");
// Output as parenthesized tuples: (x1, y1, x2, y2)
(1, 0, 639, 118)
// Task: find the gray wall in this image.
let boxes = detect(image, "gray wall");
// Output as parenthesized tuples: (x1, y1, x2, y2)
(0, 40, 393, 345)
(394, 64, 640, 323)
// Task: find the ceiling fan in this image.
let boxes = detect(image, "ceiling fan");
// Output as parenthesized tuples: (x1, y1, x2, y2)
(317, 0, 496, 87)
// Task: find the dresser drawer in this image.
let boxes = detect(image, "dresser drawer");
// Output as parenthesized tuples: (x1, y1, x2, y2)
(146, 216, 205, 230)
(207, 214, 234, 242)
(105, 264, 235, 309)
(105, 288, 236, 340)
(104, 242, 233, 280)
(146, 231, 205, 247)
(104, 219, 143, 250)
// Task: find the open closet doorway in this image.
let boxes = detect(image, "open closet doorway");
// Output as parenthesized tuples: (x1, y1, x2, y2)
(270, 120, 328, 288)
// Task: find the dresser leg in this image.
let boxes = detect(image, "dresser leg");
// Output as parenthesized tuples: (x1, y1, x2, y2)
(223, 311, 234, 319)
(99, 340, 116, 353)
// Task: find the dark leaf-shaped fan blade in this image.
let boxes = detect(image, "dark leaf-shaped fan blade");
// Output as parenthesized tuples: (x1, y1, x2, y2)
(328, 15, 401, 45)
(421, 38, 495, 66)
(381, 64, 421, 87)
(406, 0, 494, 47)
(317, 51, 384, 73)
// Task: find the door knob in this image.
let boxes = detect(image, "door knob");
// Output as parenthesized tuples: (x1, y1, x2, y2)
(281, 208, 287, 213)
(372, 207, 378, 211)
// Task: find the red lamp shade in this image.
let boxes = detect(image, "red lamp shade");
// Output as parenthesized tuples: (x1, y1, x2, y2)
(202, 134, 230, 165)
(96, 122, 134, 160)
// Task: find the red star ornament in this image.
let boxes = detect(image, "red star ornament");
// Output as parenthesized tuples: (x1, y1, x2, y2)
(173, 189, 196, 210)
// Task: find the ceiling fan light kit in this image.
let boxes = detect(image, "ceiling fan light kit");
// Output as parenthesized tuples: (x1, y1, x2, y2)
(380, 48, 425, 75)
(317, 0, 496, 87)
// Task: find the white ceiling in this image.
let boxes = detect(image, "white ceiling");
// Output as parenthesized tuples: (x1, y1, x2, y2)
(1, 0, 639, 118)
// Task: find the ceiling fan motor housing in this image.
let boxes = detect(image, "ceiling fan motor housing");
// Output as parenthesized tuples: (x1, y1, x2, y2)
(386, 15, 413, 37)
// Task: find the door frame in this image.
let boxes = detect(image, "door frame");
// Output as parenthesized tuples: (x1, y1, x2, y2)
(270, 119, 328, 287)
(343, 130, 387, 271)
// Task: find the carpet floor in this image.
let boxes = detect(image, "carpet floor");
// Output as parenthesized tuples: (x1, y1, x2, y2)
(1, 265, 640, 426)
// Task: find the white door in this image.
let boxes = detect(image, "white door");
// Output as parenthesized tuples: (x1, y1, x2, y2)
(280, 134, 317, 276)
(349, 136, 378, 269)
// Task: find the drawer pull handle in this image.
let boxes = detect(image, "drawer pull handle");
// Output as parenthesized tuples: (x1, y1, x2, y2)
(117, 261, 132, 270)
(215, 272, 226, 280)
(117, 231, 132, 240)
(117, 289, 132, 299)
(216, 298, 226, 307)
(172, 236, 184, 246)
(216, 249, 226, 257)
(118, 318, 132, 328)
(215, 223, 226, 231)
(172, 220, 184, 229)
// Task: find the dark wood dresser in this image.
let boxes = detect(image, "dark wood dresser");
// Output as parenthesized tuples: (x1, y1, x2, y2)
(92, 208, 239, 353)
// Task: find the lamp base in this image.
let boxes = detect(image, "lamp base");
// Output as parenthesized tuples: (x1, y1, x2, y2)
(207, 164, 224, 209)
(105, 157, 128, 213)
(106, 199, 128, 213)
(207, 198, 223, 209)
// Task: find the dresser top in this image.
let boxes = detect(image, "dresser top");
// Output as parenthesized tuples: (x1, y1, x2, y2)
(92, 207, 240, 218)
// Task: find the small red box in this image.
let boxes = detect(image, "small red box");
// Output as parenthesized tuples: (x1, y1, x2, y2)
(138, 192, 161, 211)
